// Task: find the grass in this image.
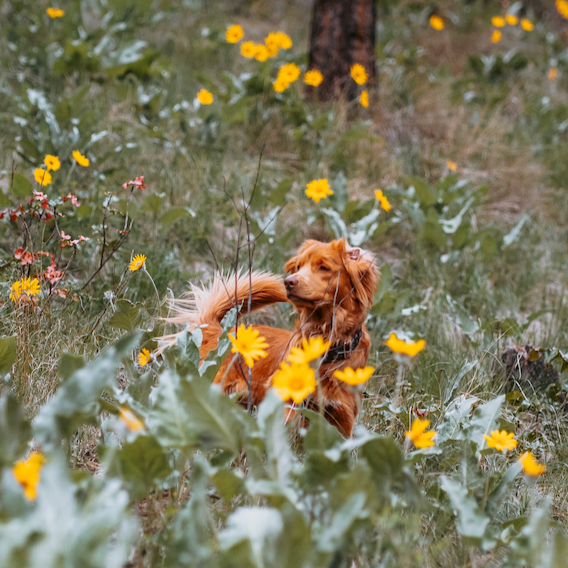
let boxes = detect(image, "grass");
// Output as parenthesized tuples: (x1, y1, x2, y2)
(2, 0, 568, 565)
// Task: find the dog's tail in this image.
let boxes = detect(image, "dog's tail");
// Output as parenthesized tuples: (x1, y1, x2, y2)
(157, 271, 288, 356)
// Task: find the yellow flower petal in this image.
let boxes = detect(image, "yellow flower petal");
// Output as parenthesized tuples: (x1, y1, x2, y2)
(334, 366, 374, 386)
(446, 161, 457, 172)
(46, 7, 64, 18)
(519, 452, 546, 476)
(304, 69, 323, 87)
(119, 408, 144, 432)
(197, 89, 213, 105)
(34, 168, 52, 186)
(287, 336, 331, 365)
(305, 178, 333, 203)
(272, 362, 316, 404)
(491, 16, 506, 28)
(483, 429, 518, 452)
(138, 348, 151, 367)
(406, 419, 436, 449)
(72, 150, 89, 167)
(520, 18, 534, 31)
(13, 453, 45, 501)
(350, 63, 368, 85)
(359, 90, 369, 108)
(374, 189, 392, 212)
(429, 15, 444, 30)
(505, 14, 518, 25)
(491, 29, 502, 43)
(225, 24, 244, 43)
(228, 324, 269, 368)
(129, 254, 147, 272)
(385, 333, 425, 357)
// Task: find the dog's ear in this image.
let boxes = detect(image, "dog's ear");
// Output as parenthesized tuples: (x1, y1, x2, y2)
(284, 239, 320, 273)
(343, 242, 379, 308)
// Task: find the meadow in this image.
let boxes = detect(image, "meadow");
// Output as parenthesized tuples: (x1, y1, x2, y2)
(2, 0, 568, 566)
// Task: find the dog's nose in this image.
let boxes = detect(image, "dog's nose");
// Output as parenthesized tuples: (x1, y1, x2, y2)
(284, 276, 299, 292)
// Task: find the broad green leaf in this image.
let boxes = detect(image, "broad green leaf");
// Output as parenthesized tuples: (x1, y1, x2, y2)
(147, 370, 256, 455)
(159, 207, 194, 226)
(57, 353, 85, 381)
(0, 454, 136, 568)
(108, 299, 147, 333)
(108, 434, 172, 499)
(359, 436, 405, 496)
(257, 391, 294, 484)
(11, 173, 32, 198)
(0, 393, 31, 467)
(485, 461, 522, 517)
(211, 467, 246, 502)
(316, 492, 367, 553)
(0, 336, 17, 376)
(503, 212, 530, 247)
(444, 360, 478, 403)
(465, 395, 505, 453)
(440, 475, 489, 542)
(436, 395, 478, 444)
(34, 334, 139, 446)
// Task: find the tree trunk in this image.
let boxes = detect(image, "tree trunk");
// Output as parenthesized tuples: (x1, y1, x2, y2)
(307, 0, 377, 101)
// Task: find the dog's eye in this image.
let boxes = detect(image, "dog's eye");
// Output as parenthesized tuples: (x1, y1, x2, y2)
(319, 265, 330, 272)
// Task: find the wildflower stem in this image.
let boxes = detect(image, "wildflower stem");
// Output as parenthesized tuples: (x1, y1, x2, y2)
(143, 267, 161, 317)
(390, 363, 405, 432)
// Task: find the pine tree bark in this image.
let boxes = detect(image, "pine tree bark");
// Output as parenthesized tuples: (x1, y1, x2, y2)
(307, 0, 377, 101)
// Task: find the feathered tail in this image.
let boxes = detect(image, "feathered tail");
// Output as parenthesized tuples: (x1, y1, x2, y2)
(157, 271, 288, 356)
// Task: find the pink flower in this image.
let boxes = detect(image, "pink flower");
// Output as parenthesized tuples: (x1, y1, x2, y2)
(44, 264, 64, 284)
(122, 176, 147, 190)
(62, 193, 81, 207)
(60, 231, 71, 241)
(14, 248, 35, 265)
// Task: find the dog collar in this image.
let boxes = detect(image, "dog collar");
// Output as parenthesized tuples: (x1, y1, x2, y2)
(322, 327, 363, 365)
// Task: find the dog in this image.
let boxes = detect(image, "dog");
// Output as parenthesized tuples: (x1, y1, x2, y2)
(159, 238, 379, 437)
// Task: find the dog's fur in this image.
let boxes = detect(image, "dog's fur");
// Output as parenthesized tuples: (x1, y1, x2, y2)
(159, 238, 379, 437)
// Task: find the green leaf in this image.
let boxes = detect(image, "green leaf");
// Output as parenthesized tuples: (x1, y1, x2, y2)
(147, 370, 257, 455)
(440, 475, 490, 542)
(109, 434, 172, 499)
(34, 334, 139, 446)
(57, 353, 85, 381)
(211, 467, 246, 502)
(159, 207, 194, 226)
(503, 212, 530, 247)
(0, 336, 17, 376)
(465, 395, 505, 454)
(435, 394, 478, 445)
(485, 461, 522, 517)
(11, 173, 32, 198)
(444, 360, 478, 403)
(141, 193, 166, 215)
(108, 299, 147, 333)
(0, 393, 31, 467)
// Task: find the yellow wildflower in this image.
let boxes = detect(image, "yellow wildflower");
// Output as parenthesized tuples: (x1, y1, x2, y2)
(483, 430, 518, 452)
(334, 366, 374, 386)
(406, 418, 436, 449)
(374, 189, 391, 212)
(491, 16, 506, 28)
(491, 29, 502, 43)
(385, 332, 425, 357)
(254, 44, 270, 62)
(240, 41, 257, 58)
(34, 168, 52, 186)
(350, 63, 368, 85)
(305, 178, 333, 203)
(225, 24, 244, 43)
(228, 324, 269, 368)
(138, 348, 151, 367)
(46, 7, 64, 18)
(273, 78, 289, 93)
(10, 277, 40, 303)
(273, 31, 292, 49)
(519, 452, 546, 476)
(505, 14, 518, 25)
(272, 362, 316, 404)
(197, 89, 213, 105)
(429, 15, 444, 30)
(548, 67, 558, 81)
(277, 63, 301, 84)
(557, 0, 568, 19)
(129, 254, 146, 272)
(304, 69, 324, 87)
(521, 18, 534, 31)
(44, 155, 60, 171)
(119, 408, 144, 432)
(287, 336, 331, 365)
(447, 161, 457, 172)
(13, 453, 45, 500)
(359, 90, 369, 108)
(72, 150, 89, 167)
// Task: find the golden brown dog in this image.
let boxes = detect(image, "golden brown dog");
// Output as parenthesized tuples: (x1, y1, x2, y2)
(160, 238, 379, 437)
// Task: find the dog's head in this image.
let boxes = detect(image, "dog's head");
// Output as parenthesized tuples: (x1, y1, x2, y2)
(283, 238, 379, 313)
